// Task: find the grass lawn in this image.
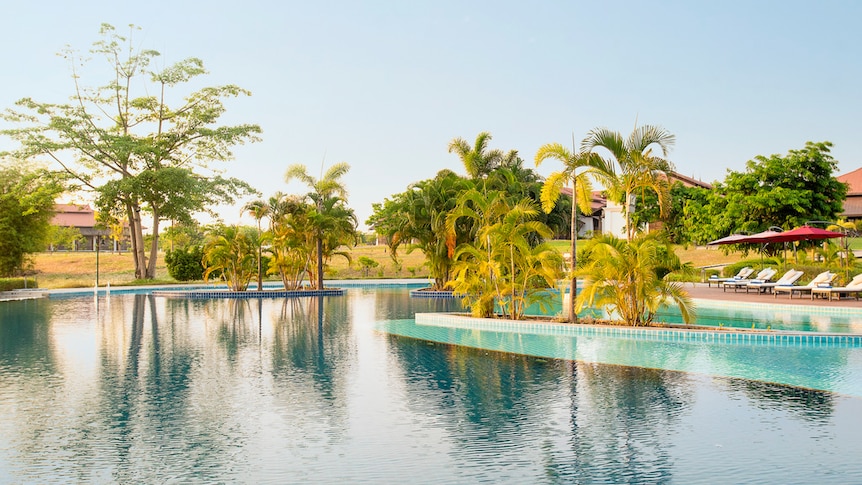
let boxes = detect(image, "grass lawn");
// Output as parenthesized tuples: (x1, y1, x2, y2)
(28, 244, 430, 289)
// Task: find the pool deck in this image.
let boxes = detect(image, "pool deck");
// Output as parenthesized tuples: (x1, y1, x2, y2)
(688, 282, 862, 309)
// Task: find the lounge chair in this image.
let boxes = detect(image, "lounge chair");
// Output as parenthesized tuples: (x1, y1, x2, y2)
(722, 267, 777, 292)
(746, 269, 804, 294)
(773, 271, 835, 299)
(810, 274, 862, 301)
(708, 267, 754, 288)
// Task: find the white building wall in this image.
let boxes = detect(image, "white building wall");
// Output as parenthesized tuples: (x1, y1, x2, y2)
(602, 201, 627, 239)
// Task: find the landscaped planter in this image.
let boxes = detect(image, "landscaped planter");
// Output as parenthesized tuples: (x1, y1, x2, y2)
(153, 288, 346, 299)
(409, 287, 456, 298)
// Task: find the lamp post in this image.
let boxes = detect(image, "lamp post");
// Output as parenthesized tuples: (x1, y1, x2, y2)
(95, 234, 100, 288)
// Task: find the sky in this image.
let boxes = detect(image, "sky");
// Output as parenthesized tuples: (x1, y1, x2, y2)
(1, 1, 861, 230)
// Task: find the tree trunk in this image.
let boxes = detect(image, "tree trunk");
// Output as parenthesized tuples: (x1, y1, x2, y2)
(256, 222, 263, 291)
(127, 202, 147, 280)
(316, 236, 323, 290)
(146, 209, 159, 279)
(568, 189, 578, 324)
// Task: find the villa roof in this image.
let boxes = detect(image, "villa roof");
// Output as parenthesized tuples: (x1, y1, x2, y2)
(842, 195, 862, 218)
(838, 167, 862, 195)
(559, 187, 606, 214)
(668, 171, 712, 190)
(52, 204, 96, 228)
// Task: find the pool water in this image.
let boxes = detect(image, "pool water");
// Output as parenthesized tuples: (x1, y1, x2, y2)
(531, 291, 862, 334)
(1, 288, 861, 483)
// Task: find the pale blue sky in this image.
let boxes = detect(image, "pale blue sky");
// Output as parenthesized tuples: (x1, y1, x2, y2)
(2, 1, 860, 228)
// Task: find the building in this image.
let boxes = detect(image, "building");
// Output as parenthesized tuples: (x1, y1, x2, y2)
(837, 168, 862, 221)
(50, 204, 127, 251)
(599, 171, 713, 238)
(559, 187, 605, 237)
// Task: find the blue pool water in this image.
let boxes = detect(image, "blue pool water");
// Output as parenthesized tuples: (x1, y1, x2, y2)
(1, 287, 861, 483)
(531, 291, 862, 334)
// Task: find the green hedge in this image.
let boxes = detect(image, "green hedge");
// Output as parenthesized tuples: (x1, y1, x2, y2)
(165, 246, 205, 282)
(0, 278, 38, 291)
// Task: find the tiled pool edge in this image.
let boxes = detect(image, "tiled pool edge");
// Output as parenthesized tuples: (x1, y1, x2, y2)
(415, 313, 862, 348)
(153, 288, 346, 299)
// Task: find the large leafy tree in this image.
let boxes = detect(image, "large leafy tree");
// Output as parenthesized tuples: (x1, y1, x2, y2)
(582, 125, 676, 240)
(535, 143, 615, 323)
(285, 162, 357, 289)
(694, 141, 847, 243)
(0, 163, 66, 276)
(0, 24, 261, 279)
(367, 169, 471, 290)
(576, 233, 695, 326)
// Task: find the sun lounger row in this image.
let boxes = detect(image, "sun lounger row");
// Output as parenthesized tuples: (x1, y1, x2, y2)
(707, 267, 754, 287)
(721, 267, 778, 292)
(773, 271, 836, 299)
(711, 267, 862, 301)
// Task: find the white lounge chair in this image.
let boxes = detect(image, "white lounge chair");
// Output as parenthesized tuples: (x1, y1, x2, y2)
(811, 273, 862, 301)
(708, 267, 754, 288)
(722, 267, 777, 292)
(773, 271, 835, 299)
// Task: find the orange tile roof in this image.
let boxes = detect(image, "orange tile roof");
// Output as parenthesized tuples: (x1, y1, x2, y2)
(51, 204, 96, 228)
(668, 171, 713, 189)
(838, 167, 862, 195)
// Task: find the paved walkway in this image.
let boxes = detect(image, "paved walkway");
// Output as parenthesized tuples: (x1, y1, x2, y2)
(687, 282, 862, 309)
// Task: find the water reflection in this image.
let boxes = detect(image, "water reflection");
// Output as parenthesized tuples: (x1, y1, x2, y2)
(388, 337, 693, 483)
(721, 377, 835, 422)
(0, 299, 53, 370)
(1, 289, 862, 483)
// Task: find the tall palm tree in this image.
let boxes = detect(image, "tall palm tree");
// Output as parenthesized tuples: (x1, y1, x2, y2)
(581, 124, 676, 240)
(448, 132, 505, 179)
(285, 162, 352, 290)
(535, 143, 616, 323)
(242, 199, 270, 291)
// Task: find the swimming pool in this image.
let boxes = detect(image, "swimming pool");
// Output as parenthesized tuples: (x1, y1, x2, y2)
(1, 287, 861, 483)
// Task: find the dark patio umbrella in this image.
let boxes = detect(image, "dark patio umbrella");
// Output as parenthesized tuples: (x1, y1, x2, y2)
(742, 229, 787, 244)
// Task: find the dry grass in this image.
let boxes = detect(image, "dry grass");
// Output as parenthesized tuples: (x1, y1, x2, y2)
(30, 251, 169, 289)
(27, 240, 743, 289)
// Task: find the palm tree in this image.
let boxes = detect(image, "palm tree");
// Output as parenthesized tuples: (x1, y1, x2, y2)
(446, 189, 562, 319)
(581, 124, 676, 240)
(576, 232, 695, 326)
(535, 142, 616, 323)
(285, 162, 353, 290)
(242, 199, 270, 291)
(202, 224, 257, 291)
(448, 132, 506, 179)
(266, 192, 310, 290)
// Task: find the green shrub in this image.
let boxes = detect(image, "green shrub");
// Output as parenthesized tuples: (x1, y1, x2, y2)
(358, 256, 379, 277)
(0, 278, 37, 291)
(165, 246, 205, 281)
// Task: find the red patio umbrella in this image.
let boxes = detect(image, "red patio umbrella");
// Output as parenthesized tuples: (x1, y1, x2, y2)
(775, 225, 844, 242)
